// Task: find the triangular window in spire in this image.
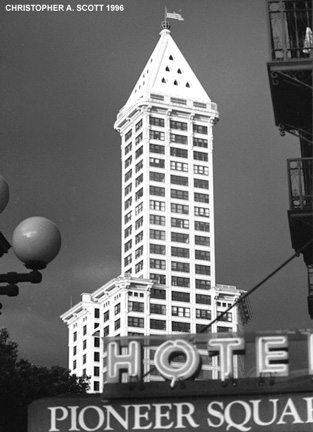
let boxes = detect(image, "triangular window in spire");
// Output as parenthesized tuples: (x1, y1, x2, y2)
(186, 82, 190, 88)
(165, 66, 170, 72)
(174, 80, 178, 86)
(169, 55, 174, 60)
(162, 78, 167, 83)
(177, 68, 182, 74)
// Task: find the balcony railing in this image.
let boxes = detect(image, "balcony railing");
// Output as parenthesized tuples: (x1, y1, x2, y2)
(267, 0, 312, 61)
(287, 157, 313, 209)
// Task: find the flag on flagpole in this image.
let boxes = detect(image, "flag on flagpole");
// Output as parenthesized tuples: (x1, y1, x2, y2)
(166, 11, 184, 21)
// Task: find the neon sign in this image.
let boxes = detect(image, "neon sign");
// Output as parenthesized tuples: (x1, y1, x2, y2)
(106, 332, 310, 385)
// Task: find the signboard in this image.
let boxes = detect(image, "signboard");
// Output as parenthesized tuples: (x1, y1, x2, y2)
(104, 330, 313, 384)
(28, 331, 313, 431)
(29, 391, 313, 432)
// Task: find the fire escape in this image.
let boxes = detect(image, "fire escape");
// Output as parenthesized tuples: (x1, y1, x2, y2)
(266, 0, 313, 316)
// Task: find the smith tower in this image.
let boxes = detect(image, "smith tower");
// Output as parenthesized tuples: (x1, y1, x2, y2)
(115, 26, 218, 312)
(61, 24, 250, 393)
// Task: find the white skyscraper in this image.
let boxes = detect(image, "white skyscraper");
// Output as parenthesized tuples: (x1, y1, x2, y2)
(61, 24, 250, 393)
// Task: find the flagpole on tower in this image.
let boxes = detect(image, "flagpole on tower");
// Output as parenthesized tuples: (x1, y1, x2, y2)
(161, 6, 171, 30)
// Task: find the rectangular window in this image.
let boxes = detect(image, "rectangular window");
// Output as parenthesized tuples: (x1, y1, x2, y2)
(136, 174, 143, 187)
(171, 247, 189, 258)
(125, 129, 132, 141)
(171, 189, 189, 201)
(135, 146, 143, 159)
(135, 133, 143, 145)
(170, 147, 188, 158)
(196, 294, 211, 305)
(171, 217, 189, 229)
(196, 309, 212, 320)
(170, 133, 188, 144)
(193, 124, 208, 134)
(150, 144, 165, 154)
(135, 202, 143, 215)
(135, 119, 143, 131)
(170, 161, 188, 172)
(135, 260, 143, 273)
(172, 276, 190, 287)
(195, 250, 211, 261)
(124, 225, 132, 238)
(125, 169, 132, 182)
(124, 211, 132, 224)
(150, 130, 165, 141)
(103, 326, 109, 337)
(124, 183, 132, 196)
(94, 337, 100, 347)
(170, 120, 187, 131)
(194, 179, 209, 189)
(135, 188, 143, 201)
(171, 203, 189, 215)
(172, 322, 190, 332)
(171, 97, 186, 105)
(195, 207, 210, 218)
(150, 186, 165, 197)
(195, 264, 211, 275)
(94, 308, 100, 319)
(150, 172, 165, 182)
(150, 288, 166, 299)
(94, 352, 100, 362)
(150, 259, 166, 270)
(193, 137, 208, 148)
(150, 215, 165, 226)
(150, 157, 165, 168)
(150, 229, 165, 240)
(150, 319, 166, 330)
(135, 216, 143, 230)
(125, 156, 132, 168)
(171, 261, 190, 273)
(150, 116, 165, 127)
(103, 310, 109, 322)
(135, 231, 143, 244)
(218, 312, 233, 322)
(124, 254, 132, 266)
(171, 232, 189, 243)
(194, 151, 208, 162)
(135, 245, 143, 259)
(150, 244, 166, 255)
(150, 304, 166, 315)
(171, 175, 188, 186)
(128, 317, 144, 328)
(172, 306, 190, 317)
(195, 221, 210, 232)
(128, 301, 144, 312)
(196, 279, 211, 290)
(195, 235, 210, 246)
(195, 193, 209, 203)
(194, 164, 209, 175)
(135, 160, 143, 172)
(125, 142, 132, 155)
(150, 200, 165, 211)
(115, 303, 120, 315)
(150, 274, 166, 285)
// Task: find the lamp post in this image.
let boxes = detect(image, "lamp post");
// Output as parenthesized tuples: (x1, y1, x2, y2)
(0, 176, 61, 299)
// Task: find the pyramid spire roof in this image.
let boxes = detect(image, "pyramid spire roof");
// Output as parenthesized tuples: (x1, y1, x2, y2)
(121, 28, 212, 113)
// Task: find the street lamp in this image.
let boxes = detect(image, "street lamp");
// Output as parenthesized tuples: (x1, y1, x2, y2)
(0, 176, 61, 298)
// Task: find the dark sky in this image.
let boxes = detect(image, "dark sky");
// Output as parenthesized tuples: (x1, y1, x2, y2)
(0, 0, 310, 368)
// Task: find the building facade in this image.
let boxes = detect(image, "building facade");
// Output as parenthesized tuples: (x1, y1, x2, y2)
(61, 25, 250, 393)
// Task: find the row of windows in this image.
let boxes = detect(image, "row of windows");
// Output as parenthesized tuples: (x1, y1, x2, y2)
(126, 228, 209, 248)
(149, 201, 209, 214)
(150, 260, 211, 275)
(149, 117, 208, 135)
(150, 279, 211, 290)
